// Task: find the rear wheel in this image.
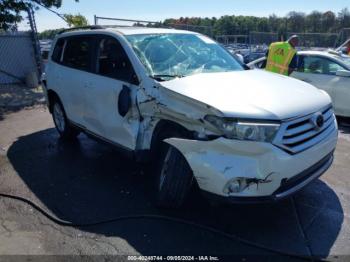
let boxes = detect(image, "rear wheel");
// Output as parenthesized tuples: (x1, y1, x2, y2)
(156, 142, 193, 208)
(52, 99, 80, 139)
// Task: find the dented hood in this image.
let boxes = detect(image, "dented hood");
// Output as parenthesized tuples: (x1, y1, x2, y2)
(160, 70, 331, 120)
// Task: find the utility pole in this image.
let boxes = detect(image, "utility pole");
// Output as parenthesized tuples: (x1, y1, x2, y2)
(27, 7, 42, 79)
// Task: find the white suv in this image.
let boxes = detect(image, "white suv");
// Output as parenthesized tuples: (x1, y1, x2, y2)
(43, 26, 338, 207)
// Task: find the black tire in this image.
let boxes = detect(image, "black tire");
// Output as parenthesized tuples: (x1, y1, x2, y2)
(51, 99, 80, 140)
(156, 142, 193, 208)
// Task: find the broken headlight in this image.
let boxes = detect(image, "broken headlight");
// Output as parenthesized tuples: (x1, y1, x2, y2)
(204, 115, 280, 142)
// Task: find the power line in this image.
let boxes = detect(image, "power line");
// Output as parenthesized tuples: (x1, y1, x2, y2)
(26, 0, 68, 23)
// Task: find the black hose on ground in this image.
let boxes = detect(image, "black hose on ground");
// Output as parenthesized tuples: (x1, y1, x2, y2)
(0, 192, 313, 261)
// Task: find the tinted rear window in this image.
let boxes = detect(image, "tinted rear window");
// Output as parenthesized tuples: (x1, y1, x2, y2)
(52, 38, 65, 63)
(62, 37, 93, 71)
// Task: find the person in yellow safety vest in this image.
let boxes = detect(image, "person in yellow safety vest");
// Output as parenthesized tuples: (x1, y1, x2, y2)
(265, 35, 299, 76)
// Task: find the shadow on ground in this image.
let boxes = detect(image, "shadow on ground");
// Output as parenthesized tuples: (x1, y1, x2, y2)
(0, 85, 45, 121)
(337, 117, 350, 134)
(6, 128, 343, 260)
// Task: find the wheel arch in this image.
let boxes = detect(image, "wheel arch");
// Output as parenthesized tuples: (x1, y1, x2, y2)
(47, 89, 60, 113)
(150, 119, 195, 156)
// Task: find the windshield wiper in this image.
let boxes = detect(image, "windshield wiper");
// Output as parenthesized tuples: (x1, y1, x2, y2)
(150, 74, 184, 81)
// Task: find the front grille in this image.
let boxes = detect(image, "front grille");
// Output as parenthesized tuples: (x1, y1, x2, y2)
(273, 106, 336, 154)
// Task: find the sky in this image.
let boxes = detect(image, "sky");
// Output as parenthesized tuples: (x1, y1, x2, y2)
(18, 0, 350, 32)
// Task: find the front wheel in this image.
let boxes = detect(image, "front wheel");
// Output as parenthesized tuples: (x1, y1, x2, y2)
(156, 144, 193, 208)
(52, 100, 80, 139)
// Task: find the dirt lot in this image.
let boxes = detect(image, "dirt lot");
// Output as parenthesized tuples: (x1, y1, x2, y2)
(0, 107, 349, 261)
(0, 84, 45, 121)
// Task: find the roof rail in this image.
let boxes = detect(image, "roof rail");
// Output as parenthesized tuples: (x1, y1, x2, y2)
(57, 25, 104, 35)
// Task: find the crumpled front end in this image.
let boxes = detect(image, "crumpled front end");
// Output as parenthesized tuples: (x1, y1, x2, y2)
(165, 118, 337, 200)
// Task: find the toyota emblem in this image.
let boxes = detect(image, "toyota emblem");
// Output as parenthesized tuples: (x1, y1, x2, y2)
(311, 113, 324, 130)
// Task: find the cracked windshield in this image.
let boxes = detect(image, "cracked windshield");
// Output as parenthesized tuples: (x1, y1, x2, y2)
(126, 33, 244, 80)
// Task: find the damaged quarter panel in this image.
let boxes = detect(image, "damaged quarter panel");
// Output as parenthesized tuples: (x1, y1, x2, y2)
(135, 77, 224, 150)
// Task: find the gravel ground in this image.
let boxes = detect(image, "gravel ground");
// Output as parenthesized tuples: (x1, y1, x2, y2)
(0, 84, 45, 120)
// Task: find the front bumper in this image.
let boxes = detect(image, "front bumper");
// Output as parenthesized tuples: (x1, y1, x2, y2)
(165, 121, 337, 199)
(202, 152, 333, 204)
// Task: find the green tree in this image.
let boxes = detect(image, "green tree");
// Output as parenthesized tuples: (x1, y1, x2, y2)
(139, 7, 350, 40)
(38, 28, 62, 39)
(213, 15, 236, 35)
(268, 14, 279, 32)
(306, 11, 322, 32)
(63, 13, 88, 27)
(337, 8, 350, 29)
(321, 11, 336, 32)
(0, 0, 79, 31)
(257, 17, 269, 32)
(287, 11, 306, 32)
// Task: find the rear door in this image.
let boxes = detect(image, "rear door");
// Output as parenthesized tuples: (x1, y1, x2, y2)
(83, 35, 140, 150)
(58, 36, 95, 125)
(46, 38, 65, 99)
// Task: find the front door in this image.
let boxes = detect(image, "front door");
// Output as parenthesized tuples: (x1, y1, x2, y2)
(291, 55, 335, 99)
(83, 35, 140, 150)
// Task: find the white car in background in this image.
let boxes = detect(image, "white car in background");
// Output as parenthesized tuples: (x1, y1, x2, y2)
(248, 51, 350, 118)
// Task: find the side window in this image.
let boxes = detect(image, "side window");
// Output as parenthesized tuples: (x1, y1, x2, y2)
(51, 38, 65, 63)
(62, 37, 93, 71)
(303, 56, 323, 74)
(328, 61, 345, 75)
(97, 37, 138, 84)
(303, 56, 346, 75)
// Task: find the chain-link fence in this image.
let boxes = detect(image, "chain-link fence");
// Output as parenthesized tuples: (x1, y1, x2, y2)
(0, 8, 41, 86)
(215, 32, 279, 46)
(0, 32, 38, 85)
(168, 23, 213, 37)
(286, 32, 338, 49)
(215, 35, 249, 45)
(249, 32, 279, 47)
(334, 28, 350, 48)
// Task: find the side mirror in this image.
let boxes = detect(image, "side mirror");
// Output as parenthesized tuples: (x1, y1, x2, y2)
(336, 70, 350, 77)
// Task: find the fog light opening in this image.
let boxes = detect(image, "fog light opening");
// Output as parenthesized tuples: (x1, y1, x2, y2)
(224, 178, 247, 195)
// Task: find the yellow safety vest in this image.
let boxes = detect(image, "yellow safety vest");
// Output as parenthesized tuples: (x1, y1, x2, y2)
(265, 42, 296, 76)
